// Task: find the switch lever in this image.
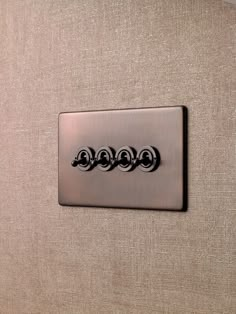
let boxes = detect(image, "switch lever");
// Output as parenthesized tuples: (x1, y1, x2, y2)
(71, 157, 87, 167)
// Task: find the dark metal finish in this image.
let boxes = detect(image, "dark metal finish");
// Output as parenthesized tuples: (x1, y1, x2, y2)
(95, 146, 115, 171)
(137, 146, 160, 172)
(115, 146, 136, 172)
(58, 106, 187, 210)
(71, 146, 94, 171)
(71, 145, 159, 172)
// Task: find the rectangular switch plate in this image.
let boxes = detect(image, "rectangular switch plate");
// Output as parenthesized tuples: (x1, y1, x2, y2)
(58, 106, 187, 210)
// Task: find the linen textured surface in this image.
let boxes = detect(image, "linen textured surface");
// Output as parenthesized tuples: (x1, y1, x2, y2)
(0, 0, 235, 313)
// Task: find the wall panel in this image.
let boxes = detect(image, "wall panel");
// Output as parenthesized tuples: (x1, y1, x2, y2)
(0, 0, 235, 313)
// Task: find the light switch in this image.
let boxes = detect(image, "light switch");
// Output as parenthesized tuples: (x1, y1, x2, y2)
(58, 106, 187, 210)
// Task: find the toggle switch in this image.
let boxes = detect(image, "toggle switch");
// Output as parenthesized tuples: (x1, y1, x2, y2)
(115, 146, 136, 172)
(71, 147, 94, 171)
(95, 146, 115, 171)
(71, 146, 161, 172)
(137, 146, 160, 172)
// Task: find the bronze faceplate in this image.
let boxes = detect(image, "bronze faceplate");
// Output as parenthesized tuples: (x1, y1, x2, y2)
(58, 106, 187, 210)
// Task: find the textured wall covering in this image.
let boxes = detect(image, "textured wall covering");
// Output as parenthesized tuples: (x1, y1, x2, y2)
(0, 0, 235, 313)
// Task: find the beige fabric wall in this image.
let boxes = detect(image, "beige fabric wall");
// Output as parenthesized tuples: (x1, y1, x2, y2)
(0, 0, 235, 313)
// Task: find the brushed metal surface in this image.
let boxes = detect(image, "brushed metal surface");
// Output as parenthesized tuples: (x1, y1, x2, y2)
(58, 106, 187, 210)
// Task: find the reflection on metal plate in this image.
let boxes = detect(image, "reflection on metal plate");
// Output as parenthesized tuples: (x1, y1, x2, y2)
(58, 106, 187, 210)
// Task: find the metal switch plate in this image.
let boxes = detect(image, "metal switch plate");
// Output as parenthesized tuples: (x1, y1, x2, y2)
(58, 106, 187, 210)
